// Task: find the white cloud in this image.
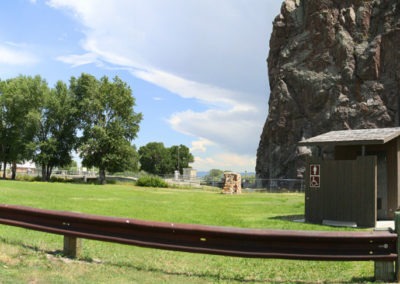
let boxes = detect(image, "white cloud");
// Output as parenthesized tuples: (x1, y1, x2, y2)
(133, 68, 250, 108)
(190, 138, 214, 153)
(193, 153, 256, 172)
(57, 52, 99, 67)
(0, 44, 38, 66)
(47, 0, 281, 171)
(47, 0, 274, 98)
(169, 107, 265, 155)
(189, 137, 257, 172)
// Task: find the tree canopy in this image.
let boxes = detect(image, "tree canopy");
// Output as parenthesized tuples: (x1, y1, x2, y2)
(203, 169, 224, 182)
(71, 74, 142, 184)
(138, 143, 194, 175)
(33, 80, 79, 181)
(0, 75, 47, 179)
(0, 73, 142, 183)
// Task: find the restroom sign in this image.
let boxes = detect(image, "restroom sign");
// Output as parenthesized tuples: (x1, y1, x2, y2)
(309, 164, 320, 188)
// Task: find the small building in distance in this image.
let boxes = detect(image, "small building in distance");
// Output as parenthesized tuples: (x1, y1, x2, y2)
(299, 127, 400, 227)
(182, 168, 197, 180)
(16, 161, 37, 174)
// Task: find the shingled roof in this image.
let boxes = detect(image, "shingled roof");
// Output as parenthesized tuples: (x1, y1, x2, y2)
(298, 127, 400, 146)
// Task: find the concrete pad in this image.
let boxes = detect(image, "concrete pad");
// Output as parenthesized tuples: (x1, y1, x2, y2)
(375, 220, 394, 230)
(322, 220, 357, 228)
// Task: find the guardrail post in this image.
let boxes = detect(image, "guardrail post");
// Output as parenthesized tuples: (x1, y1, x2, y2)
(375, 261, 395, 282)
(63, 235, 82, 258)
(396, 212, 400, 282)
(374, 216, 398, 282)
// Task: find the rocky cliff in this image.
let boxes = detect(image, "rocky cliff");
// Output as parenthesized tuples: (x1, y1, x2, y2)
(256, 0, 400, 179)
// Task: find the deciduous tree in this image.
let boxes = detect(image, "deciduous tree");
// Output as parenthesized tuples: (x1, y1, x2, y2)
(139, 143, 194, 175)
(72, 74, 142, 184)
(138, 142, 172, 175)
(0, 75, 46, 179)
(204, 169, 224, 183)
(32, 81, 79, 181)
(169, 144, 194, 174)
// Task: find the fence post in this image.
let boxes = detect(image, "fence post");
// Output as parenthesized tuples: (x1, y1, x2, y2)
(63, 235, 82, 258)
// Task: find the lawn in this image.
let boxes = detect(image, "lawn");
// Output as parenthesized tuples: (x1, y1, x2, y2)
(0, 180, 375, 283)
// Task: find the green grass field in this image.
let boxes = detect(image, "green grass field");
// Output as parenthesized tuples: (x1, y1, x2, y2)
(0, 180, 375, 283)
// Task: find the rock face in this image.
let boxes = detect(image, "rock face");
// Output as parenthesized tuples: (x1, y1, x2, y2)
(256, 0, 400, 179)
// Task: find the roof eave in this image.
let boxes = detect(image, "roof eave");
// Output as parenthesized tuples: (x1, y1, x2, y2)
(298, 139, 386, 147)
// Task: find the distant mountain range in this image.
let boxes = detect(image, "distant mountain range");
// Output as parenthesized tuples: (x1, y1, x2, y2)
(196, 171, 255, 178)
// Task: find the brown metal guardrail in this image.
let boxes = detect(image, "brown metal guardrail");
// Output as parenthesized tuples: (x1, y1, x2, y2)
(0, 204, 399, 281)
(0, 204, 396, 261)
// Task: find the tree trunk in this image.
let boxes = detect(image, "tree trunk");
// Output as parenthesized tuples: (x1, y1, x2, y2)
(99, 168, 106, 185)
(46, 165, 53, 181)
(42, 164, 47, 181)
(2, 161, 6, 179)
(11, 161, 16, 180)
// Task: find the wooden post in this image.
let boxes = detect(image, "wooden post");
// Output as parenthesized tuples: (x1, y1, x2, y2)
(396, 212, 400, 282)
(63, 235, 82, 258)
(374, 214, 398, 282)
(375, 261, 395, 282)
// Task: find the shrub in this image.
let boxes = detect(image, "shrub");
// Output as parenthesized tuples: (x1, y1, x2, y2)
(16, 175, 40, 182)
(50, 176, 67, 183)
(136, 176, 168, 188)
(105, 179, 117, 185)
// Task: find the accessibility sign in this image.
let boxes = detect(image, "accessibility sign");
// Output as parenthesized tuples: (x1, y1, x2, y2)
(309, 164, 320, 188)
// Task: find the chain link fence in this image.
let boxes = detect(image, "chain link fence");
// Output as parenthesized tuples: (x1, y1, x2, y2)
(241, 178, 304, 193)
(12, 167, 305, 192)
(165, 174, 305, 192)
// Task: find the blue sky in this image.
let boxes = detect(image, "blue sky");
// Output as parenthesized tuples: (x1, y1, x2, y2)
(0, 0, 282, 172)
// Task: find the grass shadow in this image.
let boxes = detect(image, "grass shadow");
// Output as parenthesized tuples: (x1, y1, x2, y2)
(269, 214, 305, 222)
(350, 276, 376, 283)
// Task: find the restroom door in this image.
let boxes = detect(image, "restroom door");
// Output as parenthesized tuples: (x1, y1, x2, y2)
(376, 152, 388, 219)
